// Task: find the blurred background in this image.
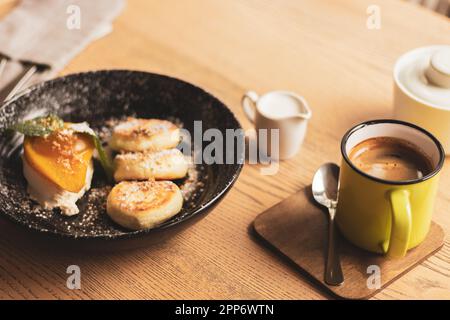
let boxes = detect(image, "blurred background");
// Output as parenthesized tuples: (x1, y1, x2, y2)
(409, 0, 450, 16)
(0, 0, 449, 17)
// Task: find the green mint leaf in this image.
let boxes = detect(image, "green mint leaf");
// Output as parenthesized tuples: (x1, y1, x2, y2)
(68, 122, 114, 182)
(9, 114, 64, 136)
(92, 134, 114, 182)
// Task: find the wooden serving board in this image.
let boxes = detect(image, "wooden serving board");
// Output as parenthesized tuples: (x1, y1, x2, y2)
(253, 186, 445, 299)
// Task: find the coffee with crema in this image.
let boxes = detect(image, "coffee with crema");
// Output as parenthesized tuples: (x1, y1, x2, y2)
(349, 137, 433, 181)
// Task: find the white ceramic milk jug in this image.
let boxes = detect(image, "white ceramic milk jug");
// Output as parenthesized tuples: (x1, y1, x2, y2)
(241, 90, 312, 160)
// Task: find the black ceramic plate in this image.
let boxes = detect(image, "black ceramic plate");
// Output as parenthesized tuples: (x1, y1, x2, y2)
(0, 70, 243, 249)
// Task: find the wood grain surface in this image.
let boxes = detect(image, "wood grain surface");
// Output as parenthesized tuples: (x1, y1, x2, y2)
(0, 0, 449, 299)
(253, 186, 445, 299)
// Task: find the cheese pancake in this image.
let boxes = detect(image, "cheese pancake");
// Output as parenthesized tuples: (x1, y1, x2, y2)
(106, 180, 183, 230)
(109, 117, 180, 152)
(114, 148, 188, 181)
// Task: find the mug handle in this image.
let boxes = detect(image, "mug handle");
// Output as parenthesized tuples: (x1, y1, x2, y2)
(241, 91, 259, 124)
(387, 189, 412, 258)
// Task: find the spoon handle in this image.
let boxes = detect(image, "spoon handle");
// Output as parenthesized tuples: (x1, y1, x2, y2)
(325, 209, 344, 286)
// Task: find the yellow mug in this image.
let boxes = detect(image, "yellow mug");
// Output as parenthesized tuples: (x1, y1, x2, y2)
(335, 120, 444, 258)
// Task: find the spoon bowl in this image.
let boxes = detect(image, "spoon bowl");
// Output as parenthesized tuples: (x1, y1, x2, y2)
(312, 162, 339, 207)
(312, 162, 344, 286)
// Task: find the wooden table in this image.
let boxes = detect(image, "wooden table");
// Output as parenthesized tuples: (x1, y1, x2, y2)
(0, 0, 449, 300)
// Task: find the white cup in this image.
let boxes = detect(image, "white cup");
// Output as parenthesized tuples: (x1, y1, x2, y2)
(241, 90, 312, 160)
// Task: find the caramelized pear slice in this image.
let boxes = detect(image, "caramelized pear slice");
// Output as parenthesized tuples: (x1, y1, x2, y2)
(23, 129, 94, 193)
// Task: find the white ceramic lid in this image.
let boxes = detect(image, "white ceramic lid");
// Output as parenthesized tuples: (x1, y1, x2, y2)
(395, 45, 450, 109)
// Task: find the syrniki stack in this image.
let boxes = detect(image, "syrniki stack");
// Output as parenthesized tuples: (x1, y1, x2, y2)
(106, 180, 183, 230)
(114, 148, 188, 182)
(106, 117, 187, 231)
(109, 117, 180, 152)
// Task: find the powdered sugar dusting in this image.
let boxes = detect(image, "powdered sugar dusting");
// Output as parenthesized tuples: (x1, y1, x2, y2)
(0, 115, 209, 238)
(0, 70, 242, 241)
